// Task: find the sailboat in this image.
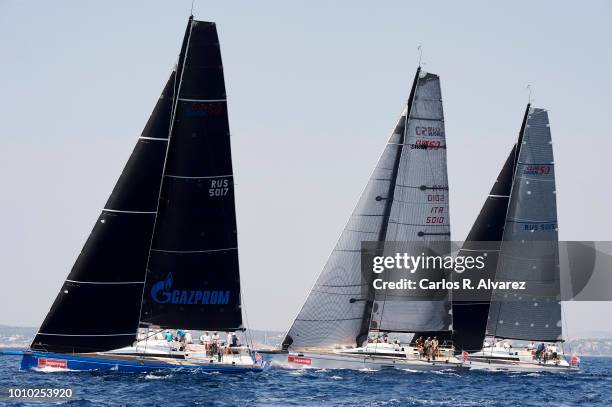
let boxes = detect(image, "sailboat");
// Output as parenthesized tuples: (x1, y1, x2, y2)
(261, 67, 464, 370)
(456, 105, 577, 372)
(19, 17, 265, 373)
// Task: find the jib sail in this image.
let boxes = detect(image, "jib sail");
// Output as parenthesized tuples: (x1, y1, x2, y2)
(31, 73, 175, 353)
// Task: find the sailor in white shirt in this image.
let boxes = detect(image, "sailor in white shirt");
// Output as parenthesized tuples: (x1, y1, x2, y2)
(200, 331, 212, 350)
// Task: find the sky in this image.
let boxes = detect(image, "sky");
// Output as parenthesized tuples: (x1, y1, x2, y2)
(0, 0, 611, 337)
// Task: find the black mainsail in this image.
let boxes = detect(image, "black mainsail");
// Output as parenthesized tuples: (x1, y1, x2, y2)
(31, 74, 175, 353)
(139, 19, 242, 331)
(282, 68, 451, 350)
(31, 17, 242, 353)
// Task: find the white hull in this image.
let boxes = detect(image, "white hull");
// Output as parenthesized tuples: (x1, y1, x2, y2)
(104, 339, 259, 368)
(466, 346, 578, 373)
(261, 344, 465, 371)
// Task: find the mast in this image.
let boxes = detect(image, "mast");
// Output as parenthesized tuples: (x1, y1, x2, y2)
(368, 69, 452, 336)
(446, 104, 530, 352)
(355, 67, 421, 346)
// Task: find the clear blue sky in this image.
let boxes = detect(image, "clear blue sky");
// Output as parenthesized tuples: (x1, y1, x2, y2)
(1, 0, 611, 335)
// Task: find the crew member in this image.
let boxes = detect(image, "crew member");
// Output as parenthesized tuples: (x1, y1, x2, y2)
(200, 331, 212, 351)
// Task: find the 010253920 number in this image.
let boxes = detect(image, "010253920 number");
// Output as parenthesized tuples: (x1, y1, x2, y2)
(4, 387, 73, 400)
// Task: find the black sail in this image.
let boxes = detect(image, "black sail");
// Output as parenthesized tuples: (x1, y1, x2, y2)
(447, 105, 530, 352)
(31, 73, 176, 353)
(139, 19, 243, 331)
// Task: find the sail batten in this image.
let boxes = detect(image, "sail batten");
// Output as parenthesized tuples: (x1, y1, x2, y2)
(281, 114, 405, 350)
(30, 73, 176, 353)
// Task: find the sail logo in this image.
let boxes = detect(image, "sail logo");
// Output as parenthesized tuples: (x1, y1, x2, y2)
(185, 102, 225, 117)
(523, 165, 551, 175)
(523, 223, 557, 231)
(409, 140, 445, 150)
(38, 358, 67, 369)
(415, 126, 443, 137)
(150, 273, 231, 305)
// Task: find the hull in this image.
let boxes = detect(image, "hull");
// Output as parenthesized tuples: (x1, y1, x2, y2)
(466, 347, 578, 373)
(20, 351, 264, 373)
(260, 350, 465, 371)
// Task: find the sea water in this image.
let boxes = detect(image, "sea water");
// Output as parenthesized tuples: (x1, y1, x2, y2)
(0, 353, 610, 406)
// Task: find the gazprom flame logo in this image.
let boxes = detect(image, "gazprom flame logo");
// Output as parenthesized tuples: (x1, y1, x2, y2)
(150, 273, 231, 305)
(150, 273, 174, 304)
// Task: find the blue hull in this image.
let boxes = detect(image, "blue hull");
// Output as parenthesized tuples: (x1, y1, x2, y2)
(20, 352, 263, 373)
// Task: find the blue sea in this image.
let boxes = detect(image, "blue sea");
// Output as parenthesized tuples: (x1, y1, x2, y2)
(0, 353, 610, 406)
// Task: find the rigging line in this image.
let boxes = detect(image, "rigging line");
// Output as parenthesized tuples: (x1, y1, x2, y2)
(136, 17, 195, 330)
(240, 288, 254, 354)
(561, 301, 571, 355)
(372, 68, 422, 341)
(491, 104, 531, 341)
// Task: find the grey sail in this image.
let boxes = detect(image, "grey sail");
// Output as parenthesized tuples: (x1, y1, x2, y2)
(486, 108, 561, 341)
(369, 71, 451, 333)
(282, 108, 408, 349)
(282, 68, 451, 350)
